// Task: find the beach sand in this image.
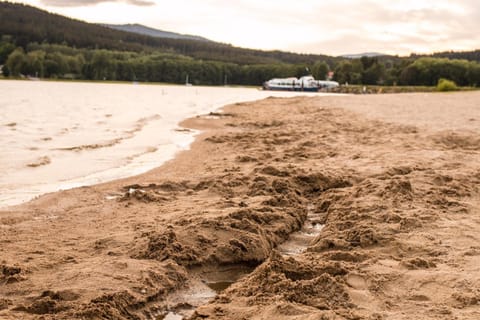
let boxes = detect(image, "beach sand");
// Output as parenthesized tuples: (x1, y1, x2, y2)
(1, 92, 479, 319)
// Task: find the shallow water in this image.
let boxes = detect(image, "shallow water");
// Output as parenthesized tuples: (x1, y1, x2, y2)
(162, 312, 183, 320)
(152, 264, 256, 319)
(0, 80, 333, 208)
(277, 204, 324, 256)
(198, 264, 256, 292)
(277, 220, 324, 256)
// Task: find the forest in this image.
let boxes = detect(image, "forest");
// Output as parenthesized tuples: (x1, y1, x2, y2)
(0, 2, 335, 66)
(1, 2, 479, 87)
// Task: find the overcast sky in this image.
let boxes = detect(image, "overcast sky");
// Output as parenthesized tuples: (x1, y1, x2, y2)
(10, 0, 480, 56)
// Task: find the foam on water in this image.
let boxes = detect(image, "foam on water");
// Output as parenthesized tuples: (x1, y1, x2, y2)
(0, 80, 336, 208)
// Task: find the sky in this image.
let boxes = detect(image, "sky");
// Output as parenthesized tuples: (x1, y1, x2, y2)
(9, 0, 480, 56)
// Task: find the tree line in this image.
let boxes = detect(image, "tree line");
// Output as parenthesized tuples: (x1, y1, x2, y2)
(0, 42, 330, 85)
(333, 56, 480, 87)
(2, 42, 479, 87)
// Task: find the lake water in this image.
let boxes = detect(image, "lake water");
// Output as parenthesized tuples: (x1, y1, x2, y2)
(0, 80, 332, 208)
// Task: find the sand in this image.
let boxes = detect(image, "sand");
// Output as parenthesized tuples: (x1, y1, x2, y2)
(1, 92, 479, 320)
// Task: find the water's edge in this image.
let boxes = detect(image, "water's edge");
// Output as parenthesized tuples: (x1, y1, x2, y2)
(1, 81, 333, 209)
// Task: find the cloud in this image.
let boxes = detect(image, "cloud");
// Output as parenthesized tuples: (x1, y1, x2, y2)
(40, 0, 155, 7)
(281, 0, 480, 55)
(27, 0, 480, 55)
(127, 0, 154, 5)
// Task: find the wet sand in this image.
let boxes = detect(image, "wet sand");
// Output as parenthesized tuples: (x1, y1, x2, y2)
(1, 92, 479, 319)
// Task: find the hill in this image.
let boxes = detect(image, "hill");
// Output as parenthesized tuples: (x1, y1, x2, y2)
(102, 23, 211, 42)
(0, 2, 337, 65)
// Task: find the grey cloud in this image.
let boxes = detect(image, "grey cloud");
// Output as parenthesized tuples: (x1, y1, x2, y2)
(126, 0, 155, 6)
(41, 0, 155, 7)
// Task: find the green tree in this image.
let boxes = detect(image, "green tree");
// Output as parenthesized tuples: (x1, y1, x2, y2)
(91, 50, 116, 80)
(362, 62, 386, 85)
(312, 61, 329, 80)
(334, 60, 362, 84)
(360, 56, 377, 70)
(5, 47, 27, 76)
(466, 64, 480, 87)
(43, 52, 68, 77)
(0, 41, 15, 64)
(333, 61, 351, 84)
(25, 50, 45, 77)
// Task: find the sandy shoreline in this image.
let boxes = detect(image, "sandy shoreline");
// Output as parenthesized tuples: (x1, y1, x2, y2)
(1, 92, 479, 319)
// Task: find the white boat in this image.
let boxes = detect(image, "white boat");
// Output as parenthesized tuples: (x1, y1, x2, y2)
(317, 80, 340, 89)
(263, 75, 339, 92)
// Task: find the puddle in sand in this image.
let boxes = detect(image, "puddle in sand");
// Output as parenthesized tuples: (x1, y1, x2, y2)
(156, 265, 255, 319)
(153, 279, 216, 319)
(205, 281, 233, 292)
(196, 264, 256, 293)
(158, 206, 324, 319)
(277, 204, 324, 256)
(277, 219, 324, 256)
(162, 312, 183, 320)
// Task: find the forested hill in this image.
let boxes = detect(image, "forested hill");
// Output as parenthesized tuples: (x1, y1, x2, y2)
(0, 2, 336, 65)
(0, 2, 146, 51)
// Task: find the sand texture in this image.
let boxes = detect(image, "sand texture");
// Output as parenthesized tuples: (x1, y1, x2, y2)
(1, 92, 479, 319)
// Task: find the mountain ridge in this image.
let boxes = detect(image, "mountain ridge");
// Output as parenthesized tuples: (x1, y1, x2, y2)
(101, 23, 212, 42)
(340, 52, 387, 59)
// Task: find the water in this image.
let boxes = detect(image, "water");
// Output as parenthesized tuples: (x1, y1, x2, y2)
(0, 80, 332, 208)
(195, 264, 256, 292)
(277, 204, 324, 256)
(157, 279, 217, 319)
(277, 220, 324, 255)
(153, 264, 256, 319)
(162, 312, 183, 320)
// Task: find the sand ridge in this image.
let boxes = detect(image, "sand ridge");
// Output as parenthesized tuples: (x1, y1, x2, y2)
(1, 92, 479, 319)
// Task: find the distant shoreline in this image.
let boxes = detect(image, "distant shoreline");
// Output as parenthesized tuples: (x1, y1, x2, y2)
(2, 77, 478, 94)
(0, 77, 261, 89)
